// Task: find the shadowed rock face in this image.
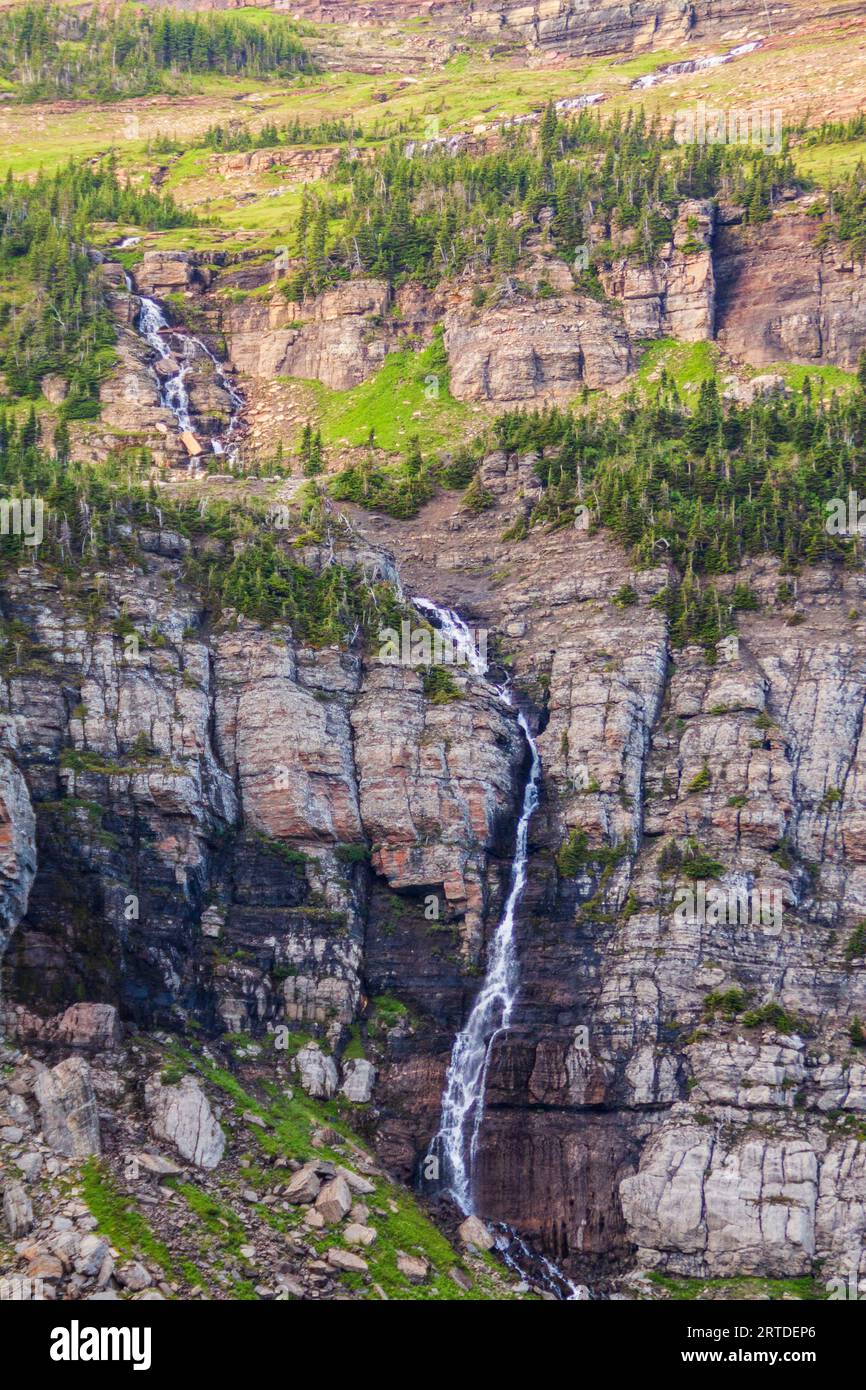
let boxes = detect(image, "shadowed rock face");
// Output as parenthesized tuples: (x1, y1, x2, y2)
(0, 524, 525, 1051)
(715, 203, 866, 370)
(0, 751, 36, 960)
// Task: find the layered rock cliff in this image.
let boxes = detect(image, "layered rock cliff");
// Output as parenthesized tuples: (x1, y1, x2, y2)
(330, 465, 866, 1289)
(135, 187, 866, 422)
(4, 443, 866, 1295)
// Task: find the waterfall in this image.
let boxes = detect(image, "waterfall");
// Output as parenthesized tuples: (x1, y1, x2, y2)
(122, 270, 244, 462)
(137, 295, 194, 434)
(186, 330, 246, 460)
(434, 703, 540, 1214)
(493, 1224, 587, 1301)
(412, 597, 539, 1209)
(413, 597, 585, 1300)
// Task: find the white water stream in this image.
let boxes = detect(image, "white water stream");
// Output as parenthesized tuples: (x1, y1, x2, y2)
(414, 597, 583, 1299)
(632, 40, 761, 89)
(413, 597, 539, 1212)
(137, 294, 195, 433)
(123, 270, 244, 462)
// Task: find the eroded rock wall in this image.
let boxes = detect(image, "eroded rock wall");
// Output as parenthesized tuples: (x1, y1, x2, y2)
(341, 463, 866, 1287)
(0, 522, 525, 1063)
(715, 203, 866, 370)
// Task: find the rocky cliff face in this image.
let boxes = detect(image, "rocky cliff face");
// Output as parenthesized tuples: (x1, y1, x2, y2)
(323, 463, 866, 1289)
(4, 437, 866, 1292)
(444, 291, 634, 402)
(132, 191, 866, 423)
(224, 279, 398, 390)
(0, 752, 36, 962)
(7, 132, 866, 1300)
(602, 200, 716, 343)
(0, 513, 525, 1047)
(277, 0, 829, 58)
(715, 202, 866, 370)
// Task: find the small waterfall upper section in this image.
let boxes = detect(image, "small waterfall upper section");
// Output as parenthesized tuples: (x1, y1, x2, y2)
(120, 264, 244, 466)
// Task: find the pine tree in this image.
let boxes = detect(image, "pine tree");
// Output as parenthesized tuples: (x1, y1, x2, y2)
(298, 421, 313, 471)
(304, 429, 323, 477)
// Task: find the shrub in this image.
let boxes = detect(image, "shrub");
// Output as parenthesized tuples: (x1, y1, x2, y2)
(846, 922, 866, 962)
(421, 666, 462, 704)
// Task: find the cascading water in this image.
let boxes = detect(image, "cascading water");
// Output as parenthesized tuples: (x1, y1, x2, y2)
(414, 597, 584, 1300)
(493, 1224, 587, 1301)
(122, 269, 244, 462)
(414, 597, 537, 1211)
(414, 597, 538, 1211)
(436, 719, 540, 1210)
(137, 295, 194, 434)
(632, 39, 761, 89)
(188, 330, 245, 460)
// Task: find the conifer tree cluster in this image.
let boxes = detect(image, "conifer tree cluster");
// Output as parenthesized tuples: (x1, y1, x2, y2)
(202, 116, 363, 154)
(0, 160, 194, 407)
(326, 352, 866, 650)
(298, 422, 324, 477)
(0, 2, 315, 101)
(0, 424, 403, 648)
(286, 107, 799, 296)
(490, 364, 866, 644)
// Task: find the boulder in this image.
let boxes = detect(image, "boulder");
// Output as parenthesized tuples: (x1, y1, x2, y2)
(340, 1058, 376, 1103)
(722, 372, 789, 405)
(144, 1074, 225, 1170)
(2, 1181, 33, 1238)
(336, 1166, 376, 1196)
(284, 1161, 321, 1205)
(117, 1261, 153, 1291)
(16, 1152, 43, 1183)
(344, 1222, 377, 1248)
(458, 1215, 495, 1251)
(315, 1175, 352, 1225)
(129, 1151, 184, 1178)
(34, 1056, 101, 1159)
(327, 1247, 368, 1273)
(26, 1252, 64, 1280)
(180, 431, 204, 458)
(397, 1253, 429, 1284)
(295, 1043, 339, 1100)
(75, 1234, 110, 1278)
(55, 1003, 120, 1050)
